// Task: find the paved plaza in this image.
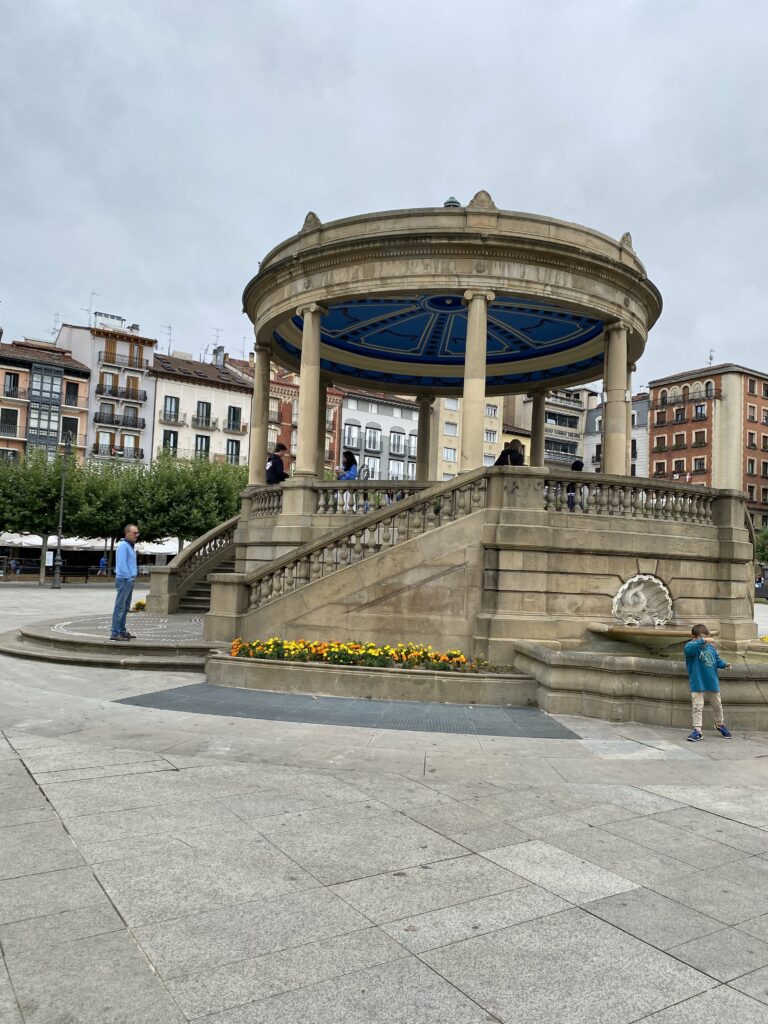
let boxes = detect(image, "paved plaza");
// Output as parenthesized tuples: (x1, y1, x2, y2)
(2, 588, 768, 1022)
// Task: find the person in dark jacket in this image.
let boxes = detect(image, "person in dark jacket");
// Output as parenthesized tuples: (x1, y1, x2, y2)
(495, 440, 525, 467)
(266, 443, 290, 484)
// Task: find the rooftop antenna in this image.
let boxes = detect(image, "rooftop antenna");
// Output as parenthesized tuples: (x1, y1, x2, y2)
(50, 312, 61, 340)
(211, 327, 222, 347)
(81, 291, 99, 327)
(708, 348, 715, 367)
(161, 324, 172, 355)
(201, 343, 210, 363)
(240, 335, 248, 360)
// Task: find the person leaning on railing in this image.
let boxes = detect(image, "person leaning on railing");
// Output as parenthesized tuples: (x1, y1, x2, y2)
(266, 443, 290, 485)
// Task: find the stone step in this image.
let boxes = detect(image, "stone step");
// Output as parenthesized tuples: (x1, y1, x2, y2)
(0, 629, 212, 672)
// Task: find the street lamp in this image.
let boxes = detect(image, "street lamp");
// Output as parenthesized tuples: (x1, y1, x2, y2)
(51, 432, 73, 590)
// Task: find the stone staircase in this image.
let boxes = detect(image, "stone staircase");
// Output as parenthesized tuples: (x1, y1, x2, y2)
(178, 558, 235, 612)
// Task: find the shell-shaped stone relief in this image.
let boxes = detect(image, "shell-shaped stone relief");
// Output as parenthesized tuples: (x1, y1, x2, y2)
(612, 574, 673, 627)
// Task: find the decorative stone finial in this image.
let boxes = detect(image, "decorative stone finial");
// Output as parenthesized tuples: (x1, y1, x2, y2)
(301, 211, 321, 231)
(443, 196, 461, 208)
(467, 190, 497, 211)
(619, 231, 634, 249)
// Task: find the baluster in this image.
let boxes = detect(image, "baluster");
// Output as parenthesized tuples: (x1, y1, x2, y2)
(249, 583, 260, 608)
(311, 551, 323, 579)
(620, 486, 631, 516)
(284, 564, 295, 592)
(272, 571, 283, 597)
(631, 487, 643, 517)
(543, 480, 555, 512)
(608, 485, 620, 515)
(352, 533, 364, 560)
(381, 518, 392, 546)
(456, 488, 468, 516)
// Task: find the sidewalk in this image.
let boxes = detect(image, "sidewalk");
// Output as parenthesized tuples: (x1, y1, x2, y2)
(3, 590, 768, 1022)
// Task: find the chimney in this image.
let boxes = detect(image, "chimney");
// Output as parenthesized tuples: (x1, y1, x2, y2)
(212, 345, 225, 367)
(248, 351, 255, 368)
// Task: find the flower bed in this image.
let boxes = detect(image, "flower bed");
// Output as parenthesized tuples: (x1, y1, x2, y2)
(230, 637, 482, 672)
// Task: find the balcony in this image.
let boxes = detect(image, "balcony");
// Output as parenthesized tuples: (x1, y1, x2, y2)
(544, 450, 581, 464)
(91, 444, 144, 460)
(671, 442, 687, 450)
(2, 388, 29, 402)
(692, 413, 707, 421)
(653, 445, 668, 453)
(691, 441, 707, 448)
(95, 384, 148, 402)
(60, 434, 87, 448)
(548, 394, 583, 410)
(0, 423, 19, 438)
(62, 393, 88, 409)
(159, 412, 187, 427)
(389, 442, 407, 457)
(93, 413, 146, 429)
(191, 416, 218, 430)
(672, 416, 688, 425)
(342, 435, 361, 449)
(651, 389, 722, 409)
(223, 420, 248, 434)
(98, 351, 149, 370)
(591, 454, 602, 464)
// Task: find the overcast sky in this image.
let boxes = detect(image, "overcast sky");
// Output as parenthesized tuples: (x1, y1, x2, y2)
(2, 0, 766, 386)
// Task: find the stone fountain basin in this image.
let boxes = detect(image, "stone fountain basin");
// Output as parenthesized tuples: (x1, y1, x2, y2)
(588, 622, 695, 654)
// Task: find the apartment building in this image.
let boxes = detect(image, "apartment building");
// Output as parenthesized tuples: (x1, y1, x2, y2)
(340, 391, 418, 479)
(583, 393, 650, 476)
(151, 350, 252, 465)
(504, 386, 599, 466)
(0, 339, 90, 463)
(648, 363, 768, 529)
(430, 396, 502, 479)
(55, 317, 157, 464)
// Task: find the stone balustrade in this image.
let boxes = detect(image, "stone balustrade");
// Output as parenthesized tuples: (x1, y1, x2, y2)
(541, 474, 714, 523)
(313, 480, 429, 516)
(249, 488, 283, 518)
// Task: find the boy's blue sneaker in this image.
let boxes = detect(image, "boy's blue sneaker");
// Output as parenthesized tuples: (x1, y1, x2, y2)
(715, 723, 732, 738)
(687, 729, 703, 742)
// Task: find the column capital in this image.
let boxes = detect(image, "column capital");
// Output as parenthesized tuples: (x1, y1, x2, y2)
(463, 289, 496, 304)
(605, 320, 629, 336)
(526, 388, 549, 400)
(296, 302, 328, 317)
(417, 394, 435, 408)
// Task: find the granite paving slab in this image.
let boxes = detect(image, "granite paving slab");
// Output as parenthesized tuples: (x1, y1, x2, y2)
(600, 815, 748, 868)
(482, 839, 638, 904)
(650, 871, 768, 926)
(731, 966, 768, 1006)
(0, 960, 22, 1024)
(0, 820, 84, 880)
(422, 907, 715, 1024)
(669, 926, 768, 982)
(0, 865, 108, 925)
(61, 797, 247, 844)
(548, 827, 694, 886)
(586, 887, 723, 950)
(637, 985, 768, 1021)
(0, 903, 124, 961)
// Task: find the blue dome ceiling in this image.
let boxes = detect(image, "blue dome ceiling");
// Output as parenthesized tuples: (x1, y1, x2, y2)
(272, 294, 605, 390)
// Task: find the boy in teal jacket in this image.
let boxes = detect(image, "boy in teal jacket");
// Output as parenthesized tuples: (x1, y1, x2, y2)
(684, 623, 732, 741)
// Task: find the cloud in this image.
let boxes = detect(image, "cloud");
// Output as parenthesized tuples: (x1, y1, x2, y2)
(1, 0, 765, 382)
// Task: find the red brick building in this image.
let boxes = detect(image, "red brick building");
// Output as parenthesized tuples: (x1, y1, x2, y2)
(649, 363, 768, 530)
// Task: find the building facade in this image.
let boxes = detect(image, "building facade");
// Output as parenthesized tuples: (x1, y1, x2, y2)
(430, 396, 502, 479)
(583, 393, 650, 477)
(341, 390, 419, 479)
(150, 350, 252, 465)
(648, 364, 768, 529)
(504, 386, 599, 467)
(0, 339, 90, 463)
(56, 318, 157, 464)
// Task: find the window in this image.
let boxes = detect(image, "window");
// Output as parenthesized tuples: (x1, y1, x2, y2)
(442, 472, 456, 481)
(343, 424, 360, 447)
(693, 430, 706, 446)
(693, 457, 706, 473)
(654, 462, 666, 476)
(682, 386, 690, 401)
(364, 455, 380, 476)
(326, 409, 334, 430)
(763, 383, 768, 399)
(484, 429, 497, 443)
(194, 435, 210, 458)
(64, 382, 79, 406)
(346, 398, 357, 411)
(693, 404, 706, 420)
(61, 416, 79, 443)
(3, 372, 19, 398)
(291, 398, 299, 424)
(763, 435, 768, 451)
(196, 400, 211, 425)
(631, 439, 637, 459)
(124, 405, 140, 426)
(389, 431, 405, 455)
(545, 412, 579, 429)
(388, 459, 404, 479)
(162, 430, 178, 452)
(763, 410, 768, 425)
(748, 405, 757, 421)
(407, 462, 416, 480)
(749, 432, 758, 448)
(762, 462, 768, 478)
(655, 435, 667, 451)
(443, 447, 457, 462)
(674, 408, 686, 423)
(595, 443, 602, 459)
(656, 411, 667, 426)
(444, 422, 459, 436)
(365, 427, 381, 450)
(673, 459, 685, 474)
(0, 409, 18, 438)
(343, 425, 360, 448)
(268, 397, 279, 422)
(268, 426, 278, 450)
(392, 406, 402, 418)
(227, 406, 242, 430)
(748, 484, 756, 500)
(659, 390, 668, 406)
(484, 454, 495, 467)
(31, 367, 62, 400)
(763, 488, 768, 503)
(749, 379, 757, 395)
(162, 396, 179, 421)
(485, 403, 498, 418)
(125, 375, 140, 398)
(673, 433, 685, 449)
(445, 397, 459, 411)
(408, 434, 418, 457)
(27, 403, 59, 439)
(705, 381, 714, 397)
(747, 459, 756, 475)
(631, 412, 637, 427)
(596, 417, 602, 431)
(290, 428, 297, 455)
(325, 433, 333, 459)
(226, 439, 241, 464)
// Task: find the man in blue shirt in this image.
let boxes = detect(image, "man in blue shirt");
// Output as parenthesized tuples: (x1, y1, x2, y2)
(111, 524, 139, 641)
(683, 623, 732, 741)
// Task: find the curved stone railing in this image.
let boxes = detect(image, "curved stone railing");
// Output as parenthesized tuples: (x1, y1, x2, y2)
(246, 468, 488, 610)
(171, 515, 240, 585)
(542, 473, 715, 523)
(313, 480, 430, 516)
(249, 487, 283, 518)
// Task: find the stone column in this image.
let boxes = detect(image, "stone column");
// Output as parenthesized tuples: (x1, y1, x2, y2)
(416, 395, 433, 481)
(603, 322, 629, 476)
(315, 380, 328, 479)
(529, 391, 547, 467)
(626, 362, 634, 475)
(247, 339, 271, 486)
(460, 290, 494, 472)
(294, 303, 325, 477)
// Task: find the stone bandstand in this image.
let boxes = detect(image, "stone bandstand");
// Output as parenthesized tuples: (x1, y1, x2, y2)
(148, 193, 756, 682)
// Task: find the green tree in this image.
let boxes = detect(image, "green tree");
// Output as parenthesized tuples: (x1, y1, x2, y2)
(757, 527, 768, 566)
